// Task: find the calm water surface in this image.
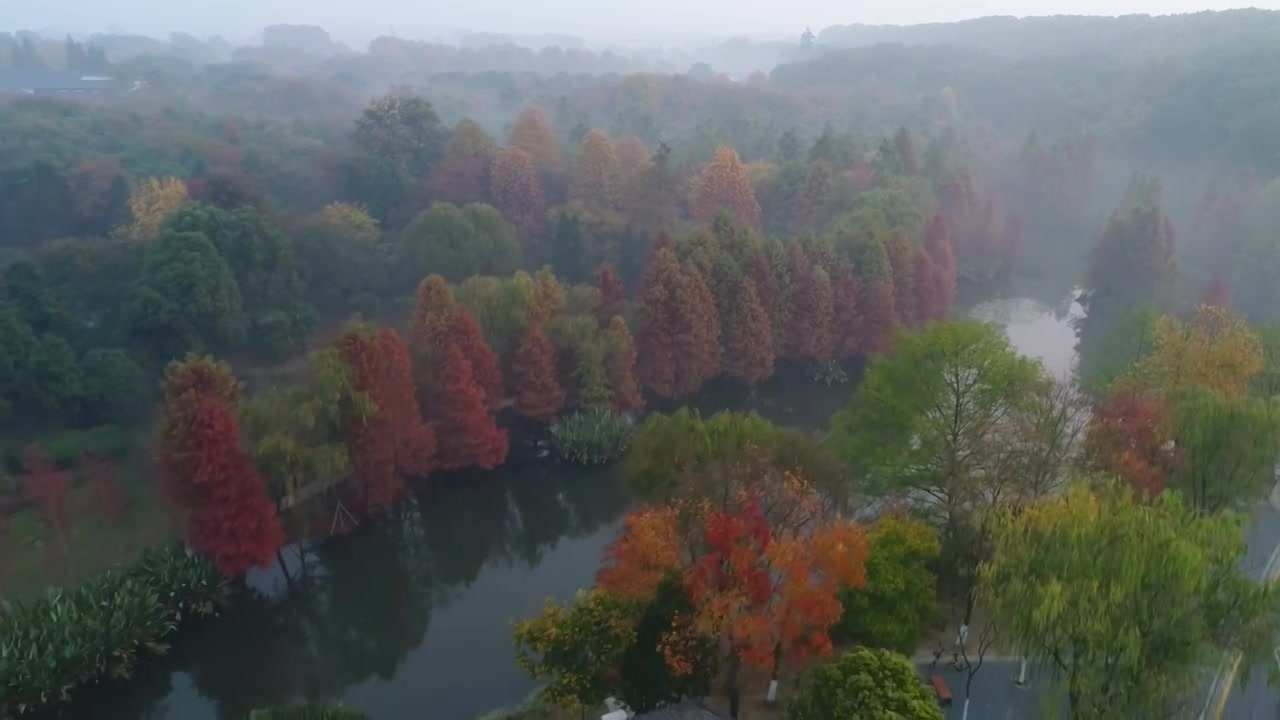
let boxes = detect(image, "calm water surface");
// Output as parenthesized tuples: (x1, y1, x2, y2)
(54, 295, 1078, 720)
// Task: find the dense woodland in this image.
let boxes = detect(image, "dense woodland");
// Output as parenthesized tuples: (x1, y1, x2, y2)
(5, 9, 1280, 720)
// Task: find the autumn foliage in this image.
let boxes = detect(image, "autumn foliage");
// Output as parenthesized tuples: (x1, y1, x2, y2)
(1084, 391, 1173, 498)
(572, 130, 621, 210)
(691, 147, 762, 229)
(336, 325, 405, 511)
(724, 277, 775, 386)
(513, 324, 565, 422)
(22, 447, 71, 557)
(603, 315, 645, 415)
(490, 147, 547, 241)
(450, 309, 506, 410)
(436, 342, 509, 470)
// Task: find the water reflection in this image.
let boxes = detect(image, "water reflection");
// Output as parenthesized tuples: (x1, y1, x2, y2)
(49, 298, 1079, 720)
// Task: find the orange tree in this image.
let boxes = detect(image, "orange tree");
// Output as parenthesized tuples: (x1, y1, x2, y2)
(596, 472, 869, 719)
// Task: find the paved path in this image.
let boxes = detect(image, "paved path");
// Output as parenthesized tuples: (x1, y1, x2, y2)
(1202, 485, 1280, 720)
(919, 659, 1056, 720)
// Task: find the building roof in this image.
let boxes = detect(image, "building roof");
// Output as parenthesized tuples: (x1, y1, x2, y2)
(633, 701, 730, 720)
(0, 70, 114, 92)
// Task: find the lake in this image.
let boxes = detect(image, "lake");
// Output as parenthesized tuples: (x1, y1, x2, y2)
(50, 294, 1081, 720)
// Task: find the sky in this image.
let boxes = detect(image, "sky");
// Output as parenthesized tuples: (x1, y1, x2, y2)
(8, 0, 1280, 44)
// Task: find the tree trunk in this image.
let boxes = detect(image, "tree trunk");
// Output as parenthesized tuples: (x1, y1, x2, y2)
(726, 652, 742, 719)
(962, 697, 971, 720)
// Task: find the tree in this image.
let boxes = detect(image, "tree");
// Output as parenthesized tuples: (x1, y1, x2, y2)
(490, 147, 547, 242)
(832, 516, 941, 654)
(602, 315, 644, 416)
(912, 252, 945, 325)
(159, 355, 281, 578)
(724, 277, 775, 387)
(571, 130, 621, 210)
(335, 324, 403, 511)
(183, 397, 286, 577)
(612, 135, 649, 184)
(830, 263, 861, 359)
(549, 212, 589, 285)
(78, 348, 148, 423)
(126, 176, 189, 241)
(1083, 390, 1173, 498)
(22, 447, 72, 564)
(318, 202, 380, 245)
(1077, 307, 1159, 397)
(450, 308, 506, 411)
(691, 147, 762, 229)
(513, 589, 637, 713)
(376, 328, 436, 477)
(1122, 304, 1262, 399)
(397, 202, 521, 286)
(425, 118, 495, 206)
(830, 320, 1043, 614)
(791, 263, 836, 362)
(784, 648, 943, 720)
(436, 342, 508, 470)
(675, 262, 722, 394)
(635, 247, 683, 398)
(1168, 387, 1280, 513)
(513, 324, 565, 422)
(596, 477, 869, 719)
(923, 213, 957, 312)
(884, 234, 915, 328)
(594, 264, 625, 311)
(508, 107, 563, 176)
(981, 482, 1278, 719)
(352, 94, 446, 182)
(129, 230, 245, 361)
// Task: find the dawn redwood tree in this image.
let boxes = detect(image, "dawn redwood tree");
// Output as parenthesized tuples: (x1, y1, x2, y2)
(490, 147, 547, 242)
(513, 323, 565, 422)
(158, 354, 242, 510)
(508, 107, 563, 177)
(912, 252, 945, 325)
(794, 265, 836, 362)
(923, 213, 957, 311)
(831, 263, 861, 359)
(336, 324, 404, 511)
(781, 242, 812, 360)
(183, 397, 285, 577)
(450, 309, 505, 410)
(859, 282, 897, 354)
(425, 118, 496, 206)
(595, 264, 625, 309)
(636, 246, 683, 398)
(612, 134, 649, 185)
(691, 146, 762, 229)
(410, 274, 459, 415)
(571, 129, 621, 211)
(376, 328, 436, 477)
(724, 277, 775, 387)
(884, 234, 915, 328)
(603, 315, 645, 415)
(676, 261, 722, 395)
(437, 342, 509, 470)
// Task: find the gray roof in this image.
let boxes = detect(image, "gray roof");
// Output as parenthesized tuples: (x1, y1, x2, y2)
(0, 70, 113, 92)
(634, 700, 729, 720)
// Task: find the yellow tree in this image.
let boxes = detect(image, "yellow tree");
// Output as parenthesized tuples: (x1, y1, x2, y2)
(126, 176, 189, 241)
(1123, 304, 1263, 397)
(691, 146, 762, 229)
(317, 202, 379, 245)
(508, 106, 563, 176)
(571, 130, 621, 211)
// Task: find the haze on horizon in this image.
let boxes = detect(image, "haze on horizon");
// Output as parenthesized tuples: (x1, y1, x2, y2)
(7, 0, 1280, 44)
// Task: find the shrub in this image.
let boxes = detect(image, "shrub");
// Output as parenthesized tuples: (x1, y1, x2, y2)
(785, 647, 942, 720)
(550, 409, 633, 465)
(0, 544, 228, 715)
(250, 703, 371, 719)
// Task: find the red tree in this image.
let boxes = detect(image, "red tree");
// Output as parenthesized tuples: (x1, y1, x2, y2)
(450, 309, 505, 410)
(603, 315, 645, 415)
(636, 246, 683, 398)
(513, 324, 565, 422)
(792, 264, 836, 362)
(690, 146, 762, 228)
(377, 328, 437, 477)
(831, 263, 861, 359)
(158, 355, 243, 526)
(725, 277, 775, 386)
(923, 213, 957, 312)
(594, 264, 625, 308)
(337, 325, 403, 511)
(184, 398, 284, 577)
(859, 282, 897, 354)
(490, 146, 547, 242)
(751, 251, 781, 344)
(22, 447, 71, 561)
(1085, 390, 1173, 498)
(508, 107, 563, 176)
(437, 342, 509, 470)
(676, 262, 723, 395)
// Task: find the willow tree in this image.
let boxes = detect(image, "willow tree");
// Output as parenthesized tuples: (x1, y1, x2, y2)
(980, 483, 1278, 720)
(1168, 387, 1280, 513)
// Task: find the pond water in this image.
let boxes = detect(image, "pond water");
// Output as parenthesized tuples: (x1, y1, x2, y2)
(51, 295, 1080, 720)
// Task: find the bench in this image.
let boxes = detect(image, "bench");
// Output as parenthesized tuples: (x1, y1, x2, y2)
(930, 674, 953, 706)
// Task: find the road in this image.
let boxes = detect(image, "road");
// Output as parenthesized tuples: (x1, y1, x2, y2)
(1203, 492, 1280, 720)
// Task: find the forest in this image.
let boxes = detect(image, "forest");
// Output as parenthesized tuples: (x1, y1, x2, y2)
(4, 8, 1280, 720)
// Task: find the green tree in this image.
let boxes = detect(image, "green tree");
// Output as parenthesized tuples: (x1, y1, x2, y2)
(784, 647, 943, 720)
(550, 212, 589, 285)
(397, 202, 521, 287)
(78, 348, 149, 423)
(981, 482, 1278, 719)
(1252, 324, 1280, 398)
(23, 334, 83, 416)
(1168, 387, 1280, 513)
(513, 589, 637, 714)
(832, 516, 941, 653)
(128, 229, 246, 362)
(617, 573, 717, 712)
(1077, 306, 1159, 396)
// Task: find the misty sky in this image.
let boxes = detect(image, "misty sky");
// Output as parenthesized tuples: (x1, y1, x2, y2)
(9, 0, 1280, 43)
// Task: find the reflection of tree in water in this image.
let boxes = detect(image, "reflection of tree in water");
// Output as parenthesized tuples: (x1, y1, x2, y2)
(186, 589, 310, 719)
(560, 465, 631, 539)
(507, 468, 574, 567)
(415, 474, 515, 591)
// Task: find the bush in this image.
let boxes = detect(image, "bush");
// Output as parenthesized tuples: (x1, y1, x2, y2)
(250, 703, 371, 719)
(0, 544, 228, 716)
(1, 425, 133, 473)
(550, 409, 633, 466)
(785, 647, 942, 720)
